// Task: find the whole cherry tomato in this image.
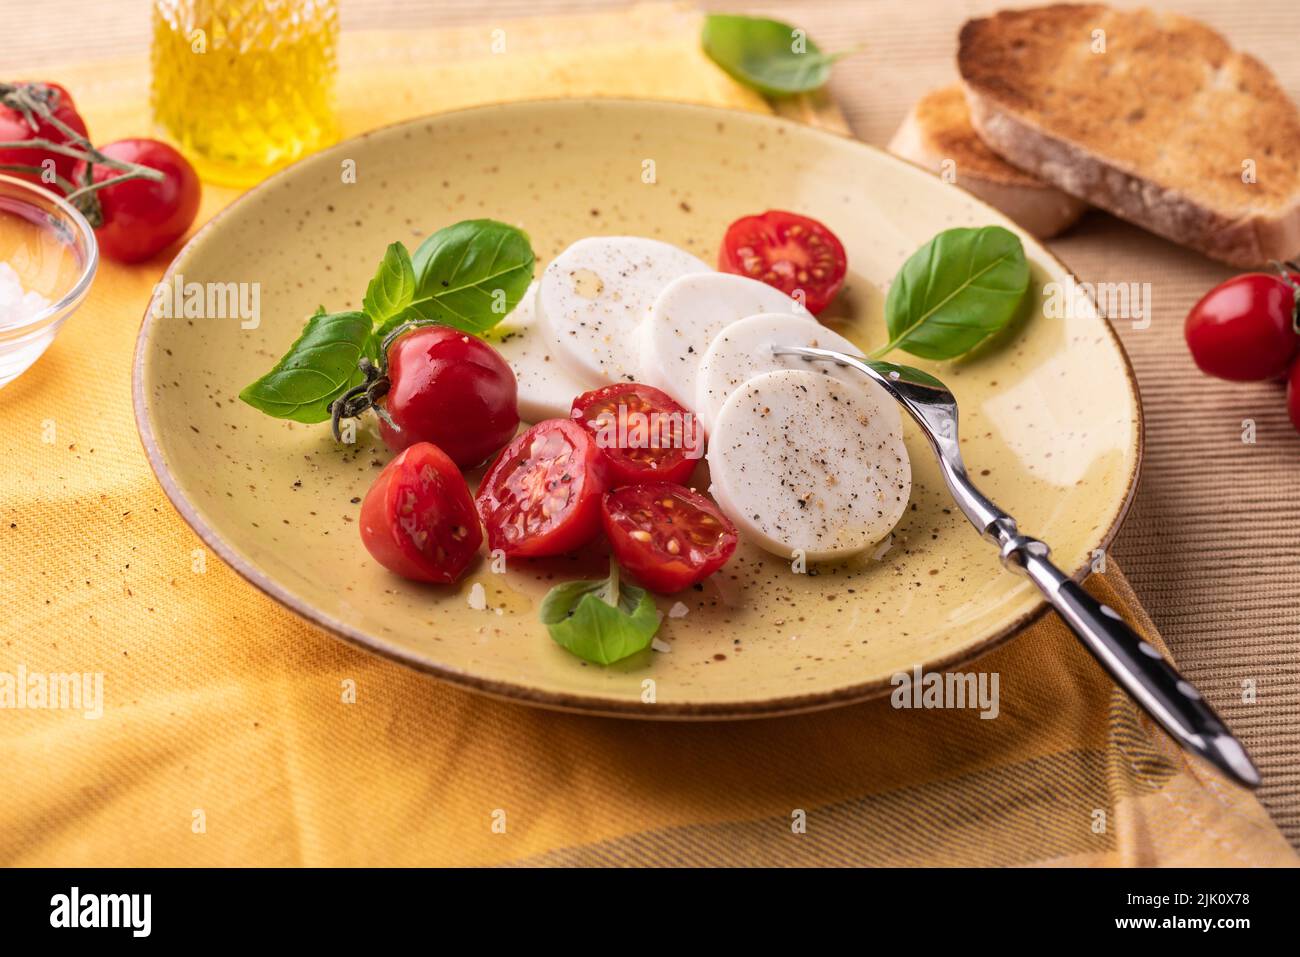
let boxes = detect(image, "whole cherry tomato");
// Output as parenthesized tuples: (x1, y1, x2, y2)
(359, 441, 483, 584)
(0, 82, 89, 193)
(377, 325, 519, 468)
(73, 138, 200, 263)
(718, 210, 848, 315)
(601, 483, 737, 593)
(570, 383, 703, 487)
(1184, 271, 1299, 381)
(475, 419, 607, 557)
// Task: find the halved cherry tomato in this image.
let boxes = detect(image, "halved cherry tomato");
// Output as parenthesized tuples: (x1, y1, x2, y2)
(570, 383, 704, 487)
(476, 419, 607, 557)
(718, 210, 848, 315)
(378, 324, 520, 468)
(359, 442, 482, 584)
(1184, 271, 1299, 381)
(0, 83, 89, 194)
(601, 483, 738, 593)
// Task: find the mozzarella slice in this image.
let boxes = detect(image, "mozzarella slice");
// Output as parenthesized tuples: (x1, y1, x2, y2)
(695, 313, 899, 434)
(537, 237, 710, 385)
(489, 282, 587, 423)
(643, 273, 801, 408)
(707, 369, 911, 561)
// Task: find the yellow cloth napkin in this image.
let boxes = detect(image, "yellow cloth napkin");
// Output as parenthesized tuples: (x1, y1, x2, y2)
(2, 12, 1294, 866)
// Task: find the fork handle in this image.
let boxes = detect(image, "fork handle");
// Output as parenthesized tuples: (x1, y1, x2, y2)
(1004, 537, 1260, 788)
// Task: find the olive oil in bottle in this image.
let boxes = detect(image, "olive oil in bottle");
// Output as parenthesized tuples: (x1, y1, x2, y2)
(150, 0, 340, 187)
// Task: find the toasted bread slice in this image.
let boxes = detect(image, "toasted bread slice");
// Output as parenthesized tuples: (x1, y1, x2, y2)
(889, 85, 1087, 238)
(958, 4, 1300, 266)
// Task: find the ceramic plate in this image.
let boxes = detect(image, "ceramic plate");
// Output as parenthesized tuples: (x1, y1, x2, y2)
(134, 99, 1141, 717)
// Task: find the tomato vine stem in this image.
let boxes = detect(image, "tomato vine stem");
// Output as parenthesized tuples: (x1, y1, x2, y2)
(0, 82, 166, 228)
(329, 358, 395, 443)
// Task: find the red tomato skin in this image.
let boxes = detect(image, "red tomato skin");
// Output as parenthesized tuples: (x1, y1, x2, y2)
(377, 326, 520, 468)
(718, 210, 848, 315)
(475, 419, 607, 558)
(359, 442, 482, 584)
(601, 484, 738, 593)
(1287, 360, 1300, 435)
(1184, 273, 1299, 381)
(570, 383, 702, 487)
(74, 138, 201, 263)
(0, 83, 89, 193)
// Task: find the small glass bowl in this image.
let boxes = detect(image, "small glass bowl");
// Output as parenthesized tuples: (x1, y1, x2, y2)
(0, 174, 98, 387)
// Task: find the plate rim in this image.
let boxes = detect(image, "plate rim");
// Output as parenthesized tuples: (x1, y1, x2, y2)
(132, 97, 1145, 719)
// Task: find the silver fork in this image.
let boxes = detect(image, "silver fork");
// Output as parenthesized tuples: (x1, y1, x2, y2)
(773, 345, 1260, 789)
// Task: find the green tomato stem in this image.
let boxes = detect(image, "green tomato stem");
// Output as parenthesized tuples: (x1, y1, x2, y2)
(603, 559, 621, 606)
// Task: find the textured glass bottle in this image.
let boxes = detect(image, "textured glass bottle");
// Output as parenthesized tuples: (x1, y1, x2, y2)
(151, 0, 340, 187)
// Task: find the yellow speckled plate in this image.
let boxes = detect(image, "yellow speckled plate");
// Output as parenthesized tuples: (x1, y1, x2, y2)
(133, 99, 1141, 717)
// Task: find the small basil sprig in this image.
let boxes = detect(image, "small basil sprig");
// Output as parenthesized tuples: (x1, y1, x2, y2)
(396, 219, 535, 336)
(701, 14, 850, 96)
(872, 225, 1030, 361)
(238, 308, 377, 423)
(239, 219, 534, 424)
(540, 561, 661, 665)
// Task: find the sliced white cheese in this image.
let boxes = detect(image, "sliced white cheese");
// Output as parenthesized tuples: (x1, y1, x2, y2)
(489, 281, 588, 423)
(707, 369, 911, 561)
(695, 312, 898, 434)
(537, 236, 710, 385)
(642, 273, 801, 409)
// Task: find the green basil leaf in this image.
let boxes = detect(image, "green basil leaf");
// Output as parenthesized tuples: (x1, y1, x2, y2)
(362, 242, 415, 327)
(863, 359, 948, 391)
(701, 14, 843, 96)
(403, 219, 535, 335)
(880, 225, 1030, 360)
(540, 562, 660, 665)
(238, 308, 373, 423)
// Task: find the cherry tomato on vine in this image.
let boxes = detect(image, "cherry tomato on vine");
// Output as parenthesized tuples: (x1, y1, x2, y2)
(601, 483, 737, 593)
(359, 441, 482, 584)
(570, 383, 704, 487)
(0, 83, 89, 193)
(73, 138, 200, 263)
(377, 325, 519, 468)
(1184, 271, 1299, 381)
(718, 210, 848, 315)
(476, 419, 607, 557)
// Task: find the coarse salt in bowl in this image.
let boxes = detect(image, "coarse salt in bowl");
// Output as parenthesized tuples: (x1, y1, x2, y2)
(0, 173, 98, 386)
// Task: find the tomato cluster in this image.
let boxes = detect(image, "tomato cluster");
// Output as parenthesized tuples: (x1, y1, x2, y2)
(355, 209, 854, 590)
(1, 81, 200, 262)
(1183, 267, 1300, 432)
(358, 333, 738, 593)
